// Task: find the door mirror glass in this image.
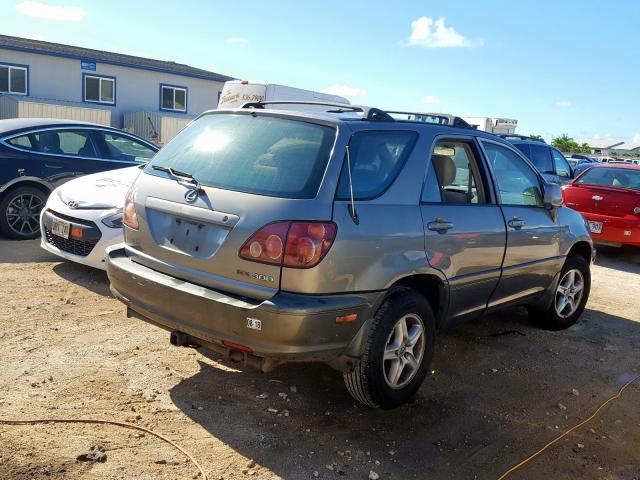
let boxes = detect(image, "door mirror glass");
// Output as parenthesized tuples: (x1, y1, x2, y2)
(543, 183, 563, 209)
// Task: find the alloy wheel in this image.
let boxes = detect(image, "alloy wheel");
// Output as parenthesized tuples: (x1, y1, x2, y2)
(6, 193, 43, 237)
(383, 313, 426, 389)
(555, 269, 585, 318)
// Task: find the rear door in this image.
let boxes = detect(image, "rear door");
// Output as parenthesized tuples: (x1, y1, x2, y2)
(420, 136, 506, 324)
(480, 140, 562, 307)
(4, 128, 98, 188)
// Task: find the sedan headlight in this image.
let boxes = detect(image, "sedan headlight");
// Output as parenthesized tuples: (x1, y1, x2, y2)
(101, 210, 124, 228)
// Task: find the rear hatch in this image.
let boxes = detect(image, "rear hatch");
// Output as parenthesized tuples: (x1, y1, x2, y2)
(564, 167, 640, 217)
(127, 112, 337, 300)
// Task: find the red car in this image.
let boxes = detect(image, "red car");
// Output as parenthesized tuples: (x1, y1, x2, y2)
(562, 164, 640, 247)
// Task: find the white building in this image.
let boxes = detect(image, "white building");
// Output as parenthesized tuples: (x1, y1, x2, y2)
(576, 138, 624, 156)
(462, 117, 518, 134)
(609, 142, 640, 156)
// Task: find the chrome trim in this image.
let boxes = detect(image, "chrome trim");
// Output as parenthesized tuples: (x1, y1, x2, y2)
(0, 125, 158, 161)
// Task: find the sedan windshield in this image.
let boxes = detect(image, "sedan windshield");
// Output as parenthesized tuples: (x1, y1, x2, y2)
(576, 167, 640, 191)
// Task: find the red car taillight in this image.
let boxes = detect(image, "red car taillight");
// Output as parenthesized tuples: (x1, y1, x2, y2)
(123, 175, 141, 230)
(240, 221, 337, 268)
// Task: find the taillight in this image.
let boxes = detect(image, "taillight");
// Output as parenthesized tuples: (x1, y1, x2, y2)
(239, 222, 289, 265)
(123, 175, 141, 229)
(239, 221, 337, 269)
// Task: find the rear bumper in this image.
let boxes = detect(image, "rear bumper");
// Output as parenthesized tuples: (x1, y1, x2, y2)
(106, 246, 382, 366)
(581, 212, 640, 247)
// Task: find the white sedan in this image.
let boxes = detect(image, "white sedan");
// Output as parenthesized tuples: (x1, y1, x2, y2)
(40, 166, 140, 270)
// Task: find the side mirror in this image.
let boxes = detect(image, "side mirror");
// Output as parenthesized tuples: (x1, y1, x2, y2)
(543, 183, 563, 209)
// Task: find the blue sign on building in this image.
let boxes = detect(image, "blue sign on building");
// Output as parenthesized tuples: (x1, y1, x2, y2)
(81, 60, 96, 71)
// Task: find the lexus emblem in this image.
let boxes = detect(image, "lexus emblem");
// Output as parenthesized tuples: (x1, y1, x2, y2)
(67, 200, 79, 209)
(184, 188, 199, 203)
(592, 195, 603, 201)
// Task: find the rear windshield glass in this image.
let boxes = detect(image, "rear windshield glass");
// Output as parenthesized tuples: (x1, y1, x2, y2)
(146, 114, 336, 199)
(576, 168, 640, 191)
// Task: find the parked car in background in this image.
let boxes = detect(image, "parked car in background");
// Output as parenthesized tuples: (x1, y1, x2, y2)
(568, 153, 598, 162)
(0, 119, 158, 239)
(562, 164, 640, 247)
(569, 158, 598, 176)
(40, 166, 142, 269)
(106, 103, 594, 409)
(218, 80, 349, 109)
(500, 135, 574, 183)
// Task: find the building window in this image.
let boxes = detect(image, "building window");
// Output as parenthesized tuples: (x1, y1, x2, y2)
(160, 84, 187, 112)
(83, 74, 115, 105)
(0, 63, 28, 95)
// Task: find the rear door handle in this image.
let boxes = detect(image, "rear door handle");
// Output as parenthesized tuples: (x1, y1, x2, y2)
(508, 217, 525, 229)
(427, 217, 454, 232)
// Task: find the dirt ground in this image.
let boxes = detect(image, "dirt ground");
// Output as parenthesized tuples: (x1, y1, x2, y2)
(0, 239, 639, 480)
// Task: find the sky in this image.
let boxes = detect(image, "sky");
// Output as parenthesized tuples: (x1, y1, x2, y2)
(2, 0, 640, 143)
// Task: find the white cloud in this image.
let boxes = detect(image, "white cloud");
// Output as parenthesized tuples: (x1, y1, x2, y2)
(633, 133, 640, 143)
(24, 33, 45, 40)
(422, 95, 441, 105)
(226, 37, 248, 45)
(555, 100, 572, 108)
(16, 1, 85, 21)
(403, 17, 480, 48)
(321, 84, 367, 98)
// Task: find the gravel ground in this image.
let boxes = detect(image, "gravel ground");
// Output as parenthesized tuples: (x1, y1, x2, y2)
(0, 239, 639, 480)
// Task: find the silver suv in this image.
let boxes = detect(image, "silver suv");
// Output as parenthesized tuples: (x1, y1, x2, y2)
(106, 103, 594, 409)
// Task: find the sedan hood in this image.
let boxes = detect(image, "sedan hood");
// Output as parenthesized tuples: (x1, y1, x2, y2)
(56, 166, 141, 209)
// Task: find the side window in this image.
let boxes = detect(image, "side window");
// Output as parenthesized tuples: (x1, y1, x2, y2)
(529, 145, 554, 174)
(514, 143, 530, 158)
(7, 134, 35, 150)
(17, 130, 96, 157)
(336, 131, 417, 200)
(57, 131, 97, 157)
(427, 141, 486, 204)
(483, 142, 544, 207)
(95, 132, 156, 162)
(551, 149, 572, 178)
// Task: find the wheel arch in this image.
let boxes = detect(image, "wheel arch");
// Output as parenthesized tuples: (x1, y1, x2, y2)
(390, 273, 448, 329)
(567, 240, 593, 264)
(0, 177, 52, 198)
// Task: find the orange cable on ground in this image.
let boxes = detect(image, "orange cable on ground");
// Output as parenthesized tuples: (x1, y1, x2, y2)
(0, 417, 208, 480)
(496, 373, 640, 480)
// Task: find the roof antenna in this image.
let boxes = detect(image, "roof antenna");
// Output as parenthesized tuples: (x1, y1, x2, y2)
(345, 145, 359, 225)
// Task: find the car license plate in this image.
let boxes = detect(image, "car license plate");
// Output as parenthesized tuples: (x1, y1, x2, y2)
(51, 218, 70, 238)
(588, 221, 603, 234)
(247, 318, 262, 331)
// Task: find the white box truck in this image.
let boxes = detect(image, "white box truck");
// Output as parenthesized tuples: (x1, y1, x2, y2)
(218, 80, 349, 109)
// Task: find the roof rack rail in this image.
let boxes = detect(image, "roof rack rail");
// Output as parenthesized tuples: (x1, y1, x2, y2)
(385, 111, 472, 128)
(241, 101, 398, 123)
(498, 134, 546, 143)
(240, 101, 472, 127)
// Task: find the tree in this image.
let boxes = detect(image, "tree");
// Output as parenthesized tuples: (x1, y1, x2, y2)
(611, 151, 619, 157)
(551, 134, 580, 152)
(529, 134, 545, 142)
(579, 143, 592, 154)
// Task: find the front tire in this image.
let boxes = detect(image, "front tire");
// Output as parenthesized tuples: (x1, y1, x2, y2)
(0, 186, 47, 240)
(529, 255, 591, 330)
(343, 289, 436, 409)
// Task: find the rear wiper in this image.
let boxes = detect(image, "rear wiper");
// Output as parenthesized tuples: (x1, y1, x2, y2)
(152, 165, 205, 193)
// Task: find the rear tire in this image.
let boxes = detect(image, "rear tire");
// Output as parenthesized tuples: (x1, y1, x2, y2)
(0, 186, 47, 240)
(343, 289, 436, 409)
(528, 255, 590, 330)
